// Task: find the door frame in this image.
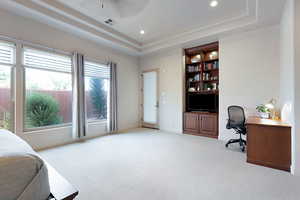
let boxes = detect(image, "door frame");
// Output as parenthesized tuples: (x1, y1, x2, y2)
(141, 69, 159, 129)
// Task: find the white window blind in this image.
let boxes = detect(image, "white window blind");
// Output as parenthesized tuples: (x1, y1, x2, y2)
(23, 48, 72, 73)
(0, 41, 15, 65)
(85, 61, 110, 79)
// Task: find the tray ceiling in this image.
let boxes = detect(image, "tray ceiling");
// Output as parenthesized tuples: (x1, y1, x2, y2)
(56, 0, 247, 44)
(0, 0, 287, 55)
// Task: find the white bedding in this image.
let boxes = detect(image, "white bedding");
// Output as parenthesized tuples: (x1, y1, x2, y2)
(0, 129, 50, 200)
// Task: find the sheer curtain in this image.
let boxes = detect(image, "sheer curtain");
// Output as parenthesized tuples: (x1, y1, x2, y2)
(108, 62, 118, 133)
(72, 52, 86, 139)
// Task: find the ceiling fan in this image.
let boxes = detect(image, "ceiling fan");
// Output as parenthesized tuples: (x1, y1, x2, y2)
(98, 0, 150, 18)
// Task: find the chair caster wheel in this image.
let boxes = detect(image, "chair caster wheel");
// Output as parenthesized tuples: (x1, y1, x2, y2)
(225, 144, 229, 148)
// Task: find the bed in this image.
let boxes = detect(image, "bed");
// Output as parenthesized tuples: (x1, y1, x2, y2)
(0, 129, 50, 200)
(0, 129, 78, 200)
(0, 129, 80, 200)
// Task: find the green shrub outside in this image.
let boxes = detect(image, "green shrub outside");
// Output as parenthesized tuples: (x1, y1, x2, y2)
(26, 93, 62, 127)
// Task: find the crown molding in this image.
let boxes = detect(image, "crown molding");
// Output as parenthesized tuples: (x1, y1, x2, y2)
(11, 0, 142, 53)
(142, 0, 258, 54)
(37, 0, 141, 47)
(9, 0, 259, 55)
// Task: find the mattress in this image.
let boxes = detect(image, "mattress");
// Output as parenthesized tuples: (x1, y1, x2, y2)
(0, 129, 50, 200)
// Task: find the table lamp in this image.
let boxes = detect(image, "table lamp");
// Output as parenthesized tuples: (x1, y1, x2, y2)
(265, 98, 276, 120)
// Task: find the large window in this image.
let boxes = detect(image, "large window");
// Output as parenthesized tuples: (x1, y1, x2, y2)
(84, 61, 110, 122)
(0, 41, 15, 131)
(23, 48, 72, 130)
(0, 37, 113, 135)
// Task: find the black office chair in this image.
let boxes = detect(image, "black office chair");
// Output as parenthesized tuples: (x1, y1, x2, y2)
(225, 106, 247, 152)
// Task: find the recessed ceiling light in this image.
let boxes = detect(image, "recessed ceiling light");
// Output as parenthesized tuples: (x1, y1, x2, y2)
(140, 30, 145, 35)
(210, 0, 219, 7)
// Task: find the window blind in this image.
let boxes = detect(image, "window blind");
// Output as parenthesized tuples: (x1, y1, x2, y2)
(85, 61, 110, 79)
(23, 48, 72, 73)
(0, 41, 15, 65)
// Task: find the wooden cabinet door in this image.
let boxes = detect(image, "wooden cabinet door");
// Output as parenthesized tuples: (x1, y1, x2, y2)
(247, 125, 291, 171)
(184, 113, 199, 133)
(199, 114, 218, 136)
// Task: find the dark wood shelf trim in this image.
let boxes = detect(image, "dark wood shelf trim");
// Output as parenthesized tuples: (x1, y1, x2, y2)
(203, 69, 219, 72)
(188, 81, 201, 84)
(188, 90, 219, 94)
(185, 42, 219, 55)
(204, 58, 219, 63)
(187, 80, 218, 83)
(186, 71, 201, 74)
(202, 80, 219, 82)
(184, 131, 218, 139)
(186, 62, 201, 65)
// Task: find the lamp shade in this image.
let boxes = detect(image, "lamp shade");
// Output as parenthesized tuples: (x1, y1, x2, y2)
(265, 103, 275, 109)
(265, 98, 276, 109)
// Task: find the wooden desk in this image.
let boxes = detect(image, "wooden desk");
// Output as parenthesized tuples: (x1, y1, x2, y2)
(246, 117, 291, 172)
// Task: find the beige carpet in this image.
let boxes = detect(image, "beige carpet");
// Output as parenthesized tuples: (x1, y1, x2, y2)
(39, 129, 300, 200)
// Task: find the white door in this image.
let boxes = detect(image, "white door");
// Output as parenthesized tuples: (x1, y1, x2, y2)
(142, 70, 158, 128)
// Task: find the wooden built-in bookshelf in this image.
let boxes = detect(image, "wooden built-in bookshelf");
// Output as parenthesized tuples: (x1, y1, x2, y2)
(185, 43, 219, 95)
(183, 42, 219, 138)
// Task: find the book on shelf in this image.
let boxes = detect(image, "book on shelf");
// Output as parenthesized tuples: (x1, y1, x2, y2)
(188, 74, 200, 82)
(187, 63, 202, 72)
(204, 61, 219, 70)
(203, 73, 218, 81)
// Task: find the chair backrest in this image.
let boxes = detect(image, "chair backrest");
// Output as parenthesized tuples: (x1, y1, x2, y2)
(227, 106, 245, 129)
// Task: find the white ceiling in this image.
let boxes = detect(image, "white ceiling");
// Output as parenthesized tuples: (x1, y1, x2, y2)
(56, 0, 248, 44)
(0, 0, 287, 55)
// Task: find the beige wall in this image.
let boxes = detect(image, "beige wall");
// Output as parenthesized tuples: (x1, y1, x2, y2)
(278, 0, 300, 176)
(279, 0, 296, 173)
(139, 49, 184, 133)
(219, 25, 281, 141)
(294, 0, 300, 175)
(0, 8, 140, 149)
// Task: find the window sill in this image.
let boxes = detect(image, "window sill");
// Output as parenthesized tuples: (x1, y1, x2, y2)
(23, 121, 107, 135)
(87, 119, 107, 125)
(23, 123, 72, 134)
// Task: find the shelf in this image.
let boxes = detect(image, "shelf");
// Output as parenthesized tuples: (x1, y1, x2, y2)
(188, 80, 218, 83)
(185, 42, 218, 55)
(188, 90, 219, 94)
(186, 71, 201, 74)
(204, 58, 219, 63)
(186, 60, 219, 65)
(203, 68, 219, 72)
(186, 62, 201, 65)
(202, 80, 219, 82)
(188, 81, 201, 84)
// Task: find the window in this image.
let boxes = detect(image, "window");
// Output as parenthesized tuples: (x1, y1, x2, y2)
(23, 48, 72, 130)
(0, 41, 15, 131)
(84, 61, 110, 122)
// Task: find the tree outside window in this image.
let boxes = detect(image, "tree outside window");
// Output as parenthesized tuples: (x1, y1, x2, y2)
(85, 76, 109, 121)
